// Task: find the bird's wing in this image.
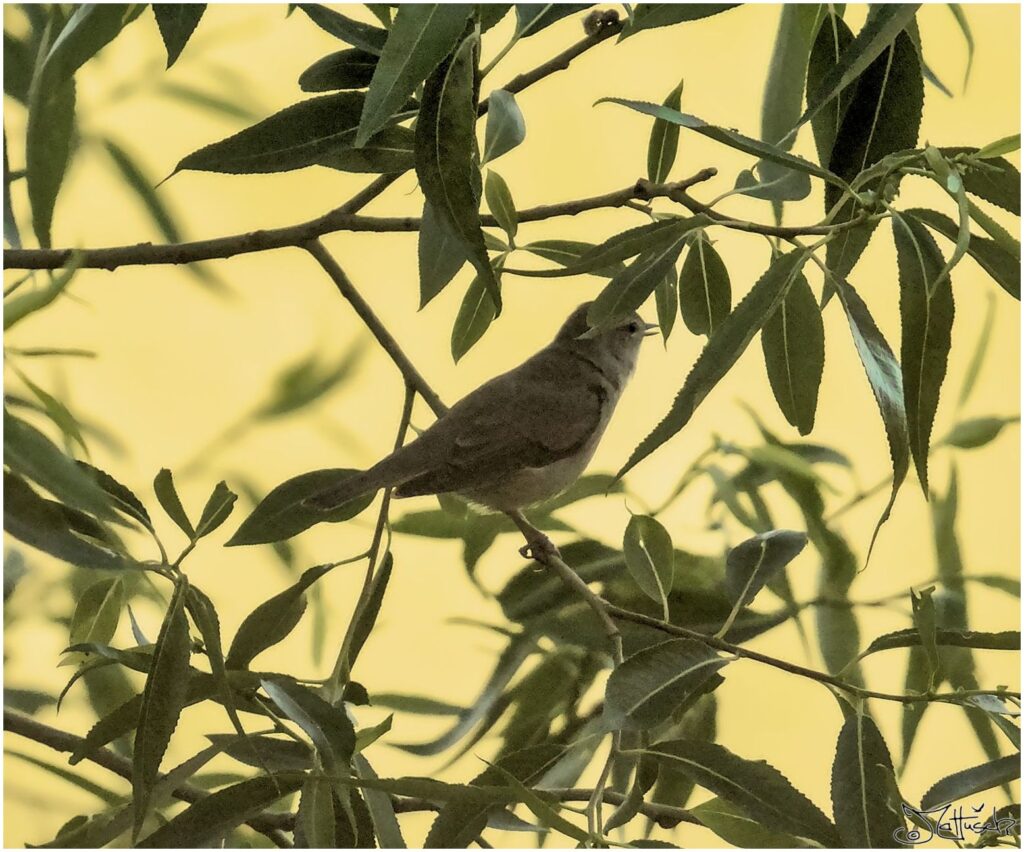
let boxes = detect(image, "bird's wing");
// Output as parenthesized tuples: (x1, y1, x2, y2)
(395, 373, 604, 497)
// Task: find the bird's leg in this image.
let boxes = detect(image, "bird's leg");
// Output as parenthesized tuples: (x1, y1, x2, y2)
(505, 510, 561, 562)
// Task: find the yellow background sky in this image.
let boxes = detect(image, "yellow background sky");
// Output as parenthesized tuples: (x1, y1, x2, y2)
(4, 3, 1020, 847)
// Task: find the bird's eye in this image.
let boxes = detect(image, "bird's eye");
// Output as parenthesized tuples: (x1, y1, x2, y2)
(627, 321, 639, 334)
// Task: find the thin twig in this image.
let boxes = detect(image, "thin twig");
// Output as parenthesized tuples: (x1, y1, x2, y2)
(3, 710, 293, 847)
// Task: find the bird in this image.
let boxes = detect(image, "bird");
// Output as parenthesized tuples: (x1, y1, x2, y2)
(305, 302, 658, 559)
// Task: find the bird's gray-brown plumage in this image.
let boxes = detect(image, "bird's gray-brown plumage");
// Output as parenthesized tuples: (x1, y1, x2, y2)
(307, 303, 656, 513)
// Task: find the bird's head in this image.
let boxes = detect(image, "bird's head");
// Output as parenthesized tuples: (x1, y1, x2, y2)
(554, 302, 658, 379)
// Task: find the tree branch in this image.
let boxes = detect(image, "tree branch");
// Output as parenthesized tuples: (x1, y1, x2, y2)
(3, 709, 293, 847)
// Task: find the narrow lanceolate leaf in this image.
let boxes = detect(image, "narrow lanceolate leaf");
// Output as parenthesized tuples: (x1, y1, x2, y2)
(761, 270, 824, 435)
(152, 5, 206, 67)
(225, 562, 337, 669)
(678, 232, 731, 336)
(69, 578, 126, 650)
(484, 170, 518, 242)
(356, 4, 472, 147)
(921, 755, 1021, 810)
(605, 639, 728, 730)
(354, 754, 407, 848)
(133, 580, 192, 839)
(4, 127, 21, 248)
(892, 214, 954, 493)
(761, 5, 821, 149)
(622, 4, 739, 38)
(690, 797, 808, 848)
(299, 48, 379, 92)
(908, 207, 1019, 300)
(623, 515, 674, 614)
(588, 230, 691, 328)
(831, 712, 905, 847)
(416, 34, 500, 312)
(101, 139, 181, 243)
(826, 30, 924, 282)
(482, 90, 526, 164)
(520, 239, 623, 277)
(856, 627, 1020, 659)
(643, 739, 841, 846)
(805, 12, 855, 168)
(451, 263, 501, 363)
(298, 775, 336, 847)
(618, 249, 809, 478)
(4, 253, 82, 331)
(295, 4, 388, 54)
(795, 4, 921, 131)
(226, 468, 374, 546)
(942, 416, 1019, 450)
(655, 268, 677, 341)
(153, 468, 194, 538)
(137, 773, 305, 848)
(260, 678, 355, 770)
(725, 530, 807, 608)
(418, 200, 468, 307)
(26, 71, 74, 249)
(976, 133, 1020, 160)
(346, 553, 394, 670)
(42, 5, 144, 82)
(194, 480, 237, 539)
(829, 272, 909, 560)
(647, 79, 684, 183)
(599, 99, 846, 190)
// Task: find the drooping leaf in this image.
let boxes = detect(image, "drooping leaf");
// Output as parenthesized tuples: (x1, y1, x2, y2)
(947, 3, 974, 89)
(604, 639, 728, 730)
(260, 678, 355, 770)
(346, 552, 394, 670)
(761, 269, 824, 435)
(3, 126, 21, 249)
(484, 170, 518, 242)
(4, 252, 83, 330)
(677, 231, 731, 336)
(725, 529, 807, 608)
(100, 139, 181, 243)
(514, 4, 591, 38)
(622, 4, 739, 38)
(418, 200, 468, 308)
(225, 562, 338, 669)
(921, 755, 1021, 810)
(415, 33, 500, 311)
(805, 12, 855, 168)
(42, 4, 143, 82)
(226, 468, 375, 545)
(643, 739, 841, 846)
(298, 774, 336, 847)
(299, 48, 378, 92)
(831, 712, 906, 846)
(353, 753, 407, 848)
(26, 69, 75, 249)
(618, 249, 809, 478)
(623, 514, 674, 615)
(152, 4, 206, 67)
(655, 268, 677, 341)
(482, 89, 526, 164)
(451, 264, 500, 362)
(647, 79, 684, 183)
(761, 5, 821, 149)
(295, 4, 388, 54)
(153, 468, 194, 538)
(356, 4, 472, 147)
(132, 580, 192, 839)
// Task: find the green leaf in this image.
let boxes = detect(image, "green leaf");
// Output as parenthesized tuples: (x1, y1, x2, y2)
(677, 231, 731, 336)
(4, 254, 82, 331)
(137, 773, 305, 847)
(174, 92, 408, 175)
(964, 574, 1021, 598)
(588, 228, 694, 328)
(829, 272, 909, 560)
(353, 754, 406, 848)
(371, 693, 465, 716)
(484, 170, 518, 242)
(623, 514, 674, 615)
(622, 4, 739, 38)
(295, 4, 388, 54)
(910, 586, 941, 689)
(75, 462, 152, 530)
(3, 472, 124, 570)
(831, 711, 905, 846)
(482, 759, 591, 842)
(520, 239, 625, 278)
(643, 739, 841, 846)
(225, 562, 338, 669)
(725, 529, 807, 608)
(194, 480, 237, 539)
(26, 65, 75, 248)
(733, 160, 811, 202)
(604, 639, 728, 730)
(3, 126, 21, 249)
(975, 133, 1019, 160)
(43, 4, 143, 82)
(451, 265, 500, 362)
(647, 79, 684, 183)
(601, 98, 846, 189)
(416, 33, 500, 312)
(4, 749, 123, 806)
(825, 30, 923, 282)
(226, 468, 375, 545)
(479, 5, 512, 32)
(153, 468, 194, 538)
(260, 678, 355, 770)
(100, 138, 181, 245)
(958, 289, 995, 410)
(654, 268, 677, 341)
(908, 207, 1019, 300)
(943, 416, 1019, 450)
(761, 5, 821, 148)
(346, 552, 394, 670)
(921, 754, 1020, 810)
(947, 4, 974, 89)
(761, 269, 823, 435)
(690, 797, 809, 848)
(795, 4, 921, 131)
(207, 733, 312, 772)
(514, 5, 591, 38)
(152, 4, 206, 67)
(298, 775, 336, 848)
(3, 410, 112, 518)
(941, 146, 1020, 215)
(132, 580, 192, 839)
(856, 627, 1020, 660)
(69, 577, 125, 650)
(303, 50, 377, 97)
(482, 89, 525, 164)
(617, 249, 809, 478)
(892, 213, 954, 493)
(418, 200, 468, 307)
(356, 4, 471, 147)
(805, 12, 855, 168)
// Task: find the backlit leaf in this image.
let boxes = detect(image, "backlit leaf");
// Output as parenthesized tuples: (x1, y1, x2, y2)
(194, 480, 237, 539)
(725, 529, 807, 608)
(299, 48, 378, 92)
(451, 263, 501, 362)
(482, 89, 526, 164)
(296, 4, 387, 54)
(484, 170, 518, 242)
(623, 514, 674, 614)
(260, 678, 355, 770)
(647, 79, 684, 184)
(761, 5, 821, 149)
(805, 11, 854, 168)
(153, 468, 194, 538)
(26, 68, 75, 248)
(921, 755, 1021, 810)
(678, 231, 731, 336)
(152, 4, 205, 67)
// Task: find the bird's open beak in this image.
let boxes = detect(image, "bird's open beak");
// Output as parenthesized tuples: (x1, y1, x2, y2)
(642, 322, 660, 337)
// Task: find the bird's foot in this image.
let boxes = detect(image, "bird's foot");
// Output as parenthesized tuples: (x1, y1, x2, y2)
(518, 533, 561, 564)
